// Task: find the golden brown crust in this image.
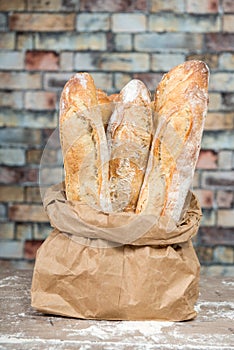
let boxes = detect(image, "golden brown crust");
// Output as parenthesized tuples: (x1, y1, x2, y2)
(59, 73, 111, 211)
(136, 60, 209, 220)
(96, 88, 114, 129)
(107, 79, 153, 212)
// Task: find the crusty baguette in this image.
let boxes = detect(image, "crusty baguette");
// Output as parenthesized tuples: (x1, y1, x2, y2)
(96, 88, 114, 130)
(107, 79, 153, 212)
(59, 72, 111, 212)
(136, 60, 209, 221)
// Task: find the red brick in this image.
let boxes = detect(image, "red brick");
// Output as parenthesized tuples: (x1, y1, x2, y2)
(25, 187, 42, 203)
(27, 0, 61, 11)
(25, 91, 57, 110)
(196, 150, 218, 169)
(0, 72, 41, 90)
(80, 0, 147, 12)
(217, 190, 233, 208)
(186, 53, 218, 69)
(9, 13, 75, 32)
(9, 204, 48, 222)
(24, 240, 44, 260)
(0, 167, 38, 185)
(202, 171, 234, 187)
(25, 51, 59, 71)
(205, 33, 234, 51)
(196, 246, 214, 263)
(194, 189, 214, 208)
(223, 0, 234, 13)
(199, 227, 234, 246)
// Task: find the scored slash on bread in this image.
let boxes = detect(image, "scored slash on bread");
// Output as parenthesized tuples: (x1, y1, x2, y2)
(59, 72, 112, 212)
(136, 60, 209, 221)
(107, 79, 153, 212)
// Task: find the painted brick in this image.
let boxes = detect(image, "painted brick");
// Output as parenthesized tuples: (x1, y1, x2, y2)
(25, 187, 42, 203)
(16, 223, 32, 240)
(26, 150, 43, 164)
(0, 0, 26, 11)
(0, 204, 6, 221)
(91, 73, 113, 92)
(35, 33, 106, 51)
(80, 0, 147, 12)
(44, 72, 74, 91)
(204, 112, 234, 130)
(223, 15, 234, 32)
(196, 246, 214, 263)
(40, 167, 64, 186)
(218, 150, 233, 169)
(112, 14, 146, 33)
(223, 93, 234, 109)
(0, 52, 24, 70)
(133, 73, 163, 91)
(9, 204, 48, 222)
(0, 241, 24, 259)
(16, 34, 34, 50)
(186, 53, 219, 69)
(0, 13, 7, 31)
(0, 72, 41, 90)
(202, 171, 234, 188)
(33, 223, 51, 239)
(186, 0, 219, 13)
(0, 167, 38, 185)
(149, 14, 221, 33)
(217, 190, 233, 208)
(150, 0, 185, 13)
(0, 186, 24, 202)
(24, 240, 44, 259)
(219, 53, 234, 70)
(205, 33, 234, 51)
(115, 34, 132, 51)
(0, 128, 41, 147)
(75, 52, 150, 72)
(60, 52, 74, 71)
(214, 246, 234, 264)
(25, 51, 59, 71)
(0, 148, 25, 166)
(151, 53, 185, 71)
(0, 223, 14, 240)
(200, 209, 216, 227)
(114, 73, 132, 91)
(0, 33, 15, 49)
(196, 150, 218, 169)
(0, 110, 57, 129)
(27, 0, 61, 11)
(208, 93, 222, 111)
(0, 92, 23, 109)
(134, 33, 203, 52)
(209, 73, 234, 92)
(25, 91, 57, 110)
(202, 131, 234, 150)
(217, 210, 234, 227)
(9, 13, 75, 32)
(192, 170, 200, 188)
(77, 13, 110, 31)
(201, 266, 234, 276)
(223, 0, 234, 13)
(193, 189, 214, 208)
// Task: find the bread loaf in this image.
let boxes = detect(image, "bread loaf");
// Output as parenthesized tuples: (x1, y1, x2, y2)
(107, 79, 153, 212)
(136, 60, 209, 221)
(59, 72, 111, 212)
(96, 89, 114, 130)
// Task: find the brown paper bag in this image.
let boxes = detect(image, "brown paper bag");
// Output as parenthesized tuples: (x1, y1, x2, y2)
(31, 183, 201, 321)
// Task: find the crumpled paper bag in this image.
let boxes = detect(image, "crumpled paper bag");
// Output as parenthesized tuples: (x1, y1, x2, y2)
(31, 182, 201, 321)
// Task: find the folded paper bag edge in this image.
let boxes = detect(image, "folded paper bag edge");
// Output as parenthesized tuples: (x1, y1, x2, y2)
(43, 182, 202, 246)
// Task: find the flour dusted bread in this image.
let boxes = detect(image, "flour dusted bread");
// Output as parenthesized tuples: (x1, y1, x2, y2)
(107, 79, 153, 212)
(136, 60, 209, 221)
(60, 72, 111, 211)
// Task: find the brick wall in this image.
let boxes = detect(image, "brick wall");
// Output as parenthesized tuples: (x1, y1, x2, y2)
(0, 0, 233, 275)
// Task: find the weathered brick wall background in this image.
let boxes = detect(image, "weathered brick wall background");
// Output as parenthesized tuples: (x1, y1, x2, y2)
(0, 0, 233, 275)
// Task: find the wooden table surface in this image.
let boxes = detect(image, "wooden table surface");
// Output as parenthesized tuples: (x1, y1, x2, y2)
(0, 265, 233, 350)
